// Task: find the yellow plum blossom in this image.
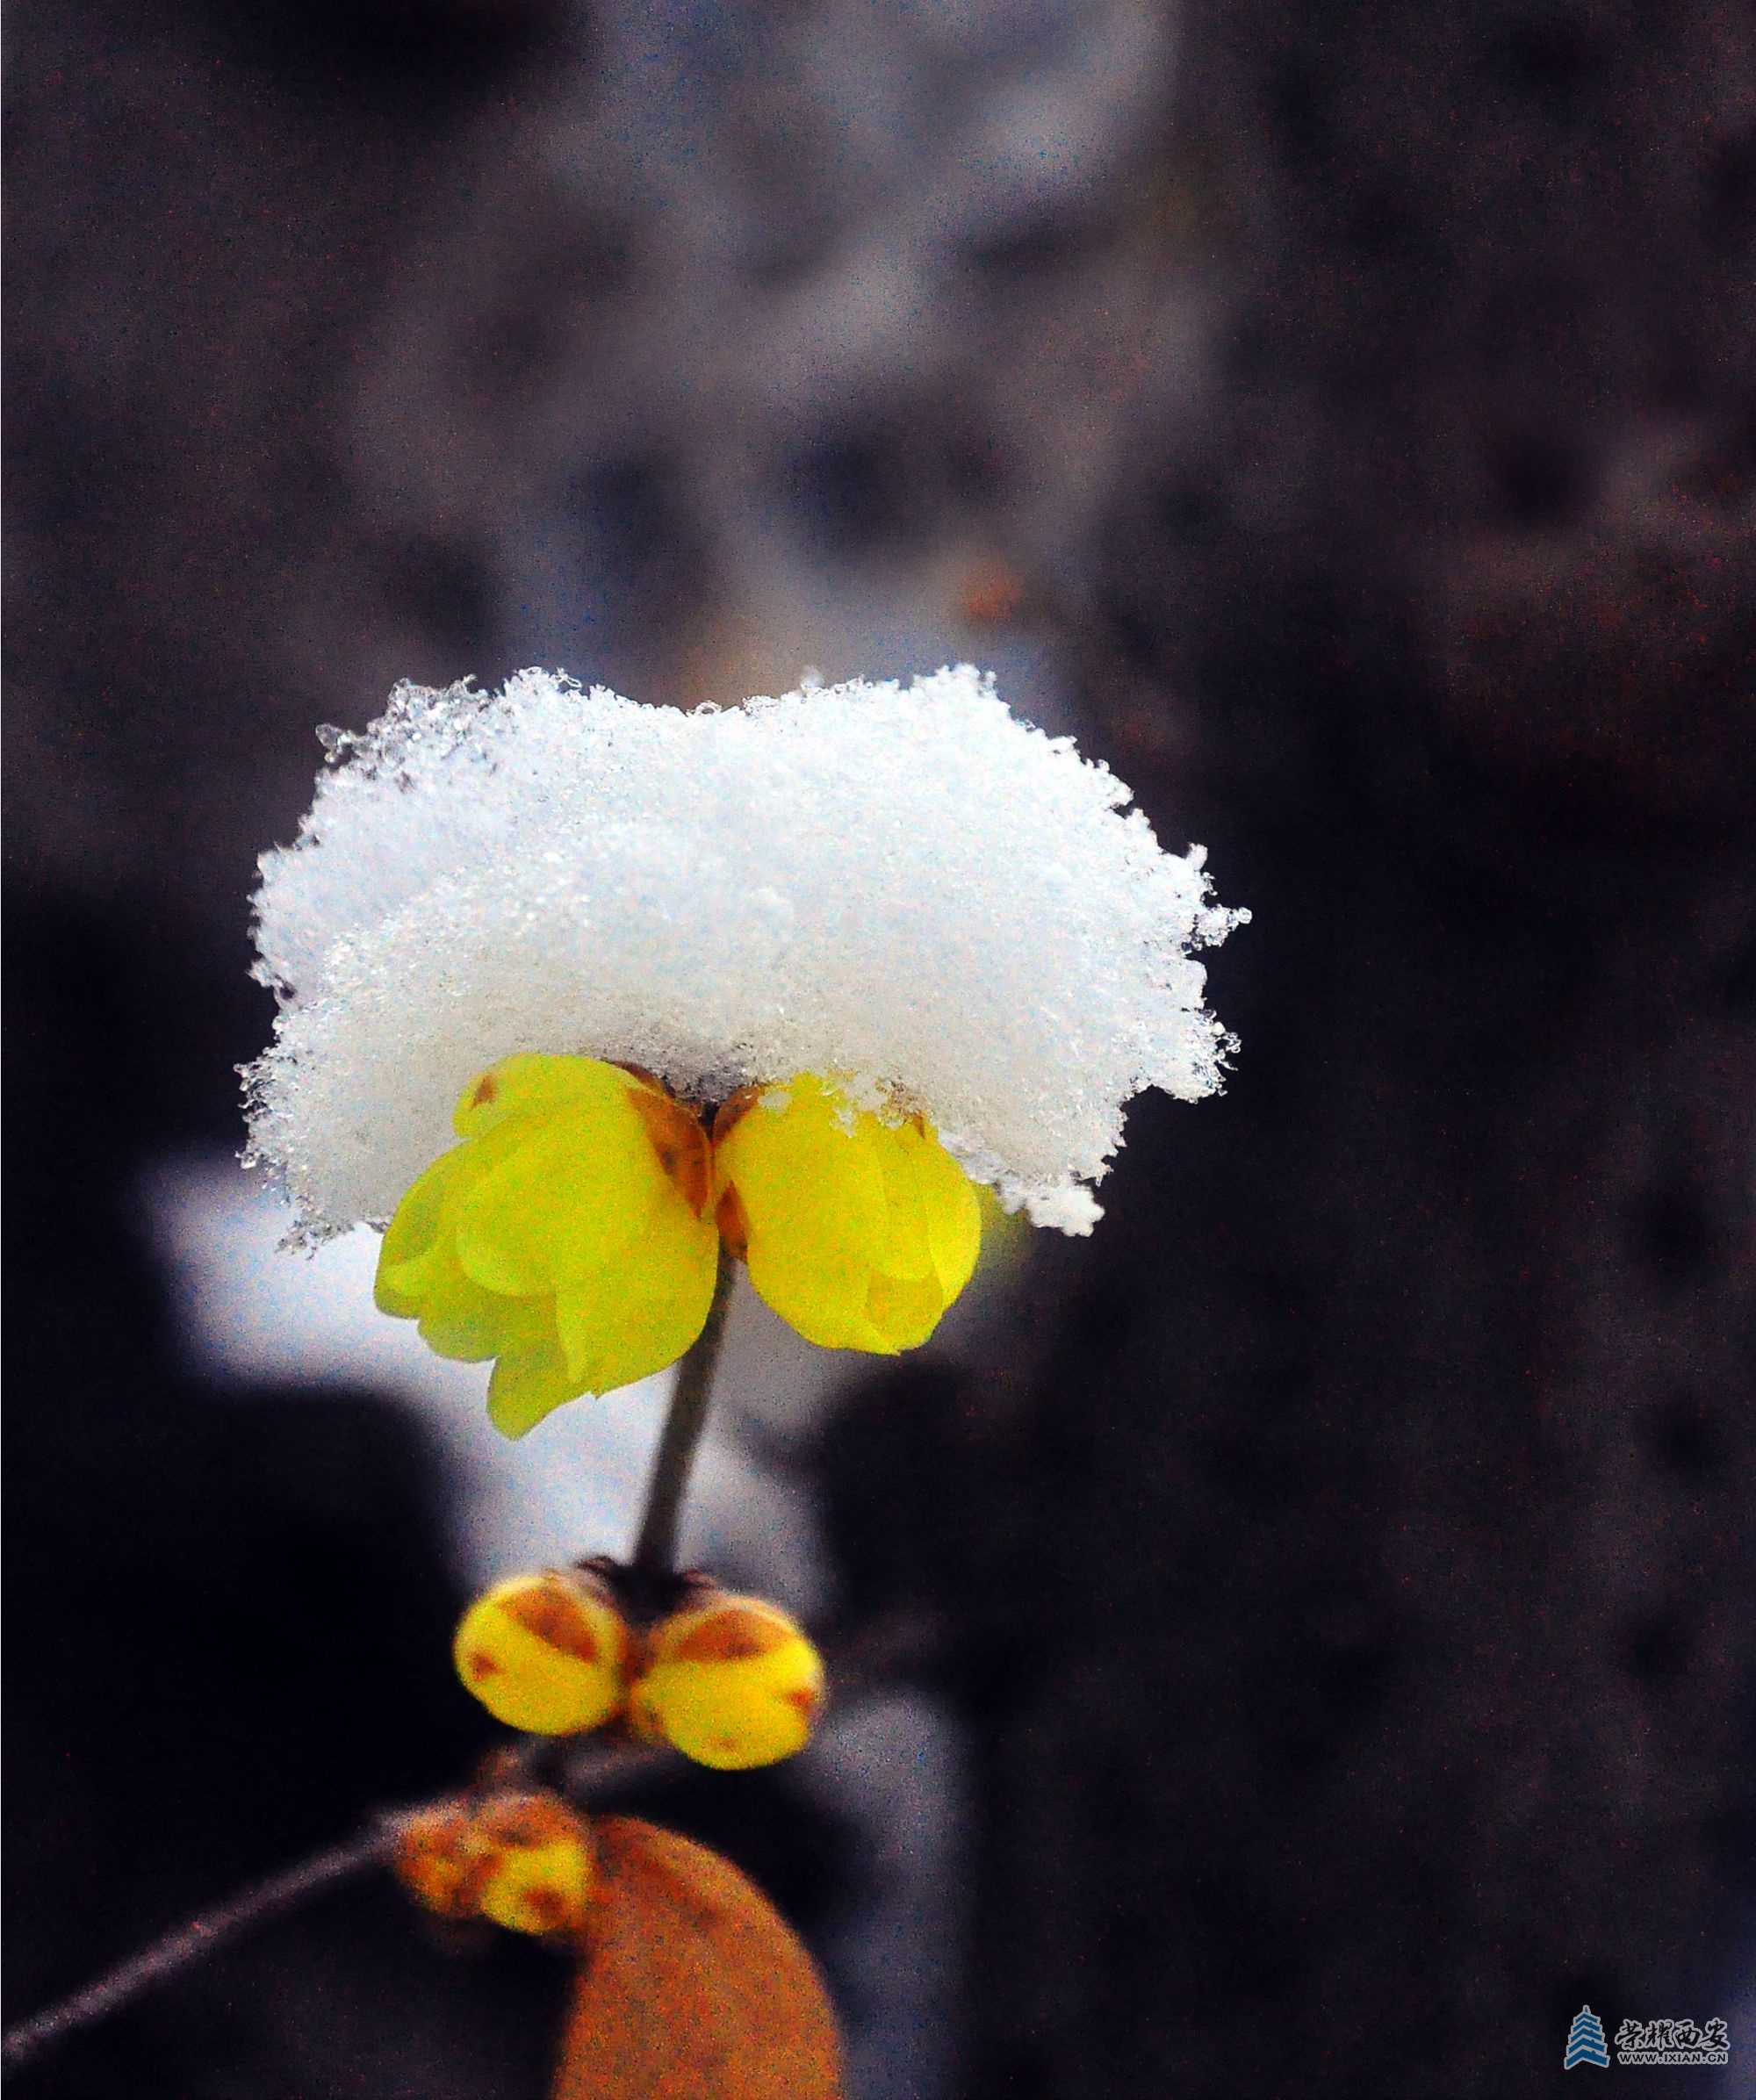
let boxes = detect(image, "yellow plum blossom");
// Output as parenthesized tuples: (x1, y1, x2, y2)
(374, 1055, 718, 1436)
(714, 1075, 981, 1353)
(375, 1054, 982, 1432)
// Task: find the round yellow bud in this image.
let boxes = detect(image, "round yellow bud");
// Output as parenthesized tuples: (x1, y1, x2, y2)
(630, 1593, 826, 1771)
(453, 1569, 631, 1736)
(472, 1793, 595, 1938)
(392, 1790, 594, 1938)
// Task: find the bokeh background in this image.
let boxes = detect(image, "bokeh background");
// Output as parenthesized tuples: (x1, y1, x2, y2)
(5, 2, 1754, 2096)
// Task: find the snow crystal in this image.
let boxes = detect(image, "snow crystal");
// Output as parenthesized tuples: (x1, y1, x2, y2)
(245, 666, 1245, 1240)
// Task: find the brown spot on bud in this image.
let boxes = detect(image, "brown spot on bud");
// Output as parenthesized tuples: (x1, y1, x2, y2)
(670, 1604, 792, 1665)
(471, 1071, 500, 1109)
(465, 1649, 502, 1679)
(479, 1793, 588, 1854)
(627, 1086, 711, 1216)
(781, 1685, 824, 1722)
(520, 1886, 569, 1931)
(398, 1790, 594, 1931)
(504, 1575, 606, 1665)
(716, 1183, 751, 1259)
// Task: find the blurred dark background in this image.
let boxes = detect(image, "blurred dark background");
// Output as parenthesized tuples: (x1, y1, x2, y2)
(5, 2, 1753, 2096)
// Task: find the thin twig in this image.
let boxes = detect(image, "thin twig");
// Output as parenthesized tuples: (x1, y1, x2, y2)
(630, 1253, 737, 1577)
(2, 1825, 392, 2081)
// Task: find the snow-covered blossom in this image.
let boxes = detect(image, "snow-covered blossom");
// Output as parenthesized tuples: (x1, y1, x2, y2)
(246, 665, 1244, 1245)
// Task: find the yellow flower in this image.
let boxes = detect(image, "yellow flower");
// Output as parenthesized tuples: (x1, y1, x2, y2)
(376, 1055, 981, 1432)
(374, 1055, 718, 1436)
(714, 1075, 981, 1353)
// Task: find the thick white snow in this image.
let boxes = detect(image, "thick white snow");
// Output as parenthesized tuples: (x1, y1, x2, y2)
(246, 665, 1243, 1240)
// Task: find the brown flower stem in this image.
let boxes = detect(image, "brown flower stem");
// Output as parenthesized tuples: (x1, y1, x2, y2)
(630, 1253, 737, 1579)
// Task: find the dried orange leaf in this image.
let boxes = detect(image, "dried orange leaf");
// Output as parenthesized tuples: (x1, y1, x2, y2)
(552, 1816, 844, 2100)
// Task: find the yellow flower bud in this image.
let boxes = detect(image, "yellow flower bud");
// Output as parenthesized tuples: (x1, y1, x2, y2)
(713, 1075, 981, 1353)
(375, 1055, 720, 1436)
(394, 1790, 594, 1938)
(472, 1793, 595, 1938)
(630, 1593, 826, 1771)
(453, 1569, 631, 1736)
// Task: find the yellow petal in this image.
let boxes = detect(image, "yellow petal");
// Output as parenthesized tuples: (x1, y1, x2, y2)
(864, 1269, 945, 1348)
(715, 1075, 981, 1352)
(414, 1263, 545, 1364)
(452, 1118, 647, 1297)
(714, 1079, 891, 1349)
(377, 1110, 562, 1313)
(910, 1117, 982, 1300)
(378, 1126, 570, 1368)
(486, 1323, 579, 1439)
(551, 1221, 717, 1396)
(451, 1052, 630, 1139)
(375, 1143, 470, 1315)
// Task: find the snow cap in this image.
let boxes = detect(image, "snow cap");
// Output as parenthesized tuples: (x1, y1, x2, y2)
(246, 666, 1244, 1241)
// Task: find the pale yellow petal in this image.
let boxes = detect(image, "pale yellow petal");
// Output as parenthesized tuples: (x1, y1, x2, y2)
(486, 1322, 578, 1438)
(451, 1053, 636, 1140)
(375, 1145, 471, 1315)
(717, 1075, 982, 1354)
(716, 1077, 896, 1351)
(451, 1111, 654, 1296)
(550, 1226, 718, 1395)
(421, 1277, 551, 1365)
